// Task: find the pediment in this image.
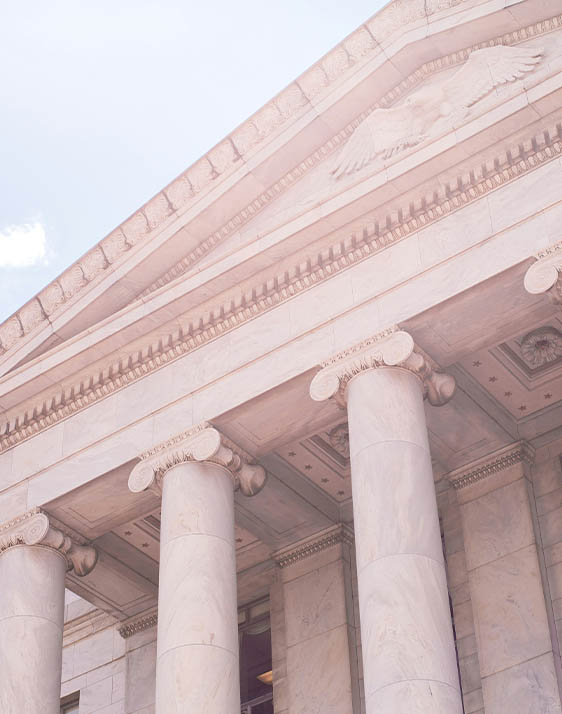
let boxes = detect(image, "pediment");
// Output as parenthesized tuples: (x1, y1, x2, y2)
(1, 0, 561, 381)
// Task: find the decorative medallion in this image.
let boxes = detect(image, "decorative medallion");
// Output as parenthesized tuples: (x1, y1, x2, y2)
(520, 327, 562, 369)
(328, 424, 350, 459)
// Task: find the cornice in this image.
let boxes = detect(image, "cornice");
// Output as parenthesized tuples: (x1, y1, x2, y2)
(1, 117, 561, 453)
(310, 328, 456, 407)
(272, 524, 354, 568)
(0, 508, 97, 575)
(118, 608, 158, 639)
(448, 441, 534, 490)
(128, 423, 267, 497)
(132, 16, 562, 302)
(0, 12, 560, 361)
(118, 593, 273, 639)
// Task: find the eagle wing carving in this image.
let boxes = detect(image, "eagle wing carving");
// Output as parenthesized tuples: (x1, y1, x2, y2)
(443, 44, 542, 113)
(331, 44, 542, 180)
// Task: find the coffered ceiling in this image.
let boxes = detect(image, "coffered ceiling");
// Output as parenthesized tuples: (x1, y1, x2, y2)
(459, 318, 562, 419)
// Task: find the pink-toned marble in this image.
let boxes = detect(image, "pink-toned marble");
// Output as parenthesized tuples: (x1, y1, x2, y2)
(155, 460, 240, 714)
(0, 545, 66, 714)
(347, 367, 462, 714)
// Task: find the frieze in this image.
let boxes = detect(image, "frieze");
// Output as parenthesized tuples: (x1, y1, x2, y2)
(1, 119, 561, 453)
(0, 13, 560, 357)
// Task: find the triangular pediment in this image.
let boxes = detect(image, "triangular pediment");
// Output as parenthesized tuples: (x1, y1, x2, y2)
(1, 0, 561, 380)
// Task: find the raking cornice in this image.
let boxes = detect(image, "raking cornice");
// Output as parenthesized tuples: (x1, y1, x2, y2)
(0, 12, 560, 361)
(1, 118, 561, 453)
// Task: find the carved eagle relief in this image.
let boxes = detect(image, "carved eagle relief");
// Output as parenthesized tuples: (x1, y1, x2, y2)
(331, 44, 543, 179)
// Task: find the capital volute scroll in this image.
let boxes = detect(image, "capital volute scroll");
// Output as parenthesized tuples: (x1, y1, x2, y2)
(310, 327, 455, 407)
(0, 508, 97, 575)
(524, 240, 562, 305)
(128, 423, 267, 497)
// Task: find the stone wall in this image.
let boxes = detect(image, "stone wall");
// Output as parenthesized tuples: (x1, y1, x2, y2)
(533, 442, 562, 688)
(439, 487, 484, 714)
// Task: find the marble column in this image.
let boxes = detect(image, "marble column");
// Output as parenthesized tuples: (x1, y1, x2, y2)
(128, 423, 267, 714)
(0, 508, 97, 714)
(310, 328, 463, 714)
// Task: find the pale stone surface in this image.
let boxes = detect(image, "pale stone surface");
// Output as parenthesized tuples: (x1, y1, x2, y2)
(125, 641, 156, 714)
(0, 545, 66, 714)
(1, 3, 562, 714)
(346, 366, 463, 714)
(279, 541, 356, 714)
(481, 653, 562, 714)
(439, 486, 484, 710)
(471, 544, 552, 676)
(155, 460, 240, 714)
(269, 573, 289, 714)
(461, 478, 536, 569)
(458, 452, 562, 713)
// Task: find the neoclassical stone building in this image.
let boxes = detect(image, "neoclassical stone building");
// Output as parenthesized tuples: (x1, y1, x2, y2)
(2, 0, 562, 712)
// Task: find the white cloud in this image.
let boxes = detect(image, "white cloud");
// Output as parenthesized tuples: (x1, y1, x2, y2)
(0, 222, 48, 268)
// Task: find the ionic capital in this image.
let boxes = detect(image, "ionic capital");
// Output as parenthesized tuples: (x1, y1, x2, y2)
(0, 508, 97, 575)
(128, 422, 267, 497)
(310, 327, 455, 407)
(524, 240, 562, 304)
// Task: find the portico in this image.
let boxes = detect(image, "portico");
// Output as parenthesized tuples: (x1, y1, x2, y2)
(2, 0, 562, 713)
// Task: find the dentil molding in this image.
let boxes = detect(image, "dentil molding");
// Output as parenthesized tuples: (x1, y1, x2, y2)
(273, 524, 354, 568)
(309, 327, 455, 407)
(0, 508, 97, 575)
(118, 608, 158, 639)
(524, 239, 562, 304)
(128, 423, 267, 497)
(448, 441, 534, 490)
(1, 119, 561, 455)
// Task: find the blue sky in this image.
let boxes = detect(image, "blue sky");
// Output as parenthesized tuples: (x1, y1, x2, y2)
(0, 1, 386, 322)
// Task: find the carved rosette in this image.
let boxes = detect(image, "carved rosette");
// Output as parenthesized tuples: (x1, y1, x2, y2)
(524, 241, 562, 305)
(128, 423, 267, 497)
(310, 327, 455, 407)
(0, 508, 97, 575)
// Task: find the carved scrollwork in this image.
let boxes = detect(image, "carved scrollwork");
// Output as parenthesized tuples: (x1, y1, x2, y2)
(310, 327, 455, 407)
(128, 424, 267, 498)
(524, 241, 562, 305)
(0, 508, 97, 575)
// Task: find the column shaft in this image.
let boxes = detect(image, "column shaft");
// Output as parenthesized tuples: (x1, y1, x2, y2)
(155, 460, 240, 713)
(347, 367, 463, 713)
(0, 544, 67, 714)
